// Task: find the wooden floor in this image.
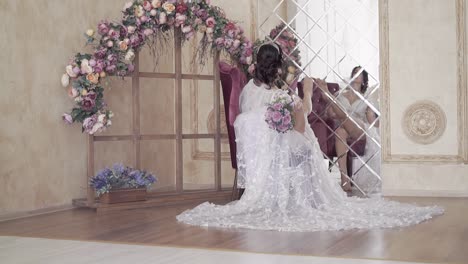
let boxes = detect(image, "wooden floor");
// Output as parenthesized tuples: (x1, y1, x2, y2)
(0, 197, 467, 264)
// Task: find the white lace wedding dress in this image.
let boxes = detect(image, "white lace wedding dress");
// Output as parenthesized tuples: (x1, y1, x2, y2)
(176, 79, 443, 232)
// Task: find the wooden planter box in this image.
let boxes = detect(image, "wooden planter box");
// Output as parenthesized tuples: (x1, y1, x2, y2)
(99, 188, 147, 204)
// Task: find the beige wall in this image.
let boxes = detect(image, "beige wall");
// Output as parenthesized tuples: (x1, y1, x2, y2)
(0, 0, 132, 218)
(382, 0, 468, 196)
(0, 0, 286, 217)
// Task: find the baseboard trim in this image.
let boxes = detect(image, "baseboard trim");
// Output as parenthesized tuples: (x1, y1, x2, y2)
(383, 188, 468, 197)
(0, 204, 76, 222)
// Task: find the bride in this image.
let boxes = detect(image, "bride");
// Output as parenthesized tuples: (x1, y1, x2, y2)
(177, 43, 443, 232)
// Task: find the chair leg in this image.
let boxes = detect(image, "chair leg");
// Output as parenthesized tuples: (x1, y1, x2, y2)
(231, 169, 238, 201)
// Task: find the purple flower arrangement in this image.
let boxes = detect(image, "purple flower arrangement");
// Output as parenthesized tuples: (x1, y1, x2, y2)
(90, 163, 157, 196)
(265, 92, 295, 133)
(61, 0, 254, 134)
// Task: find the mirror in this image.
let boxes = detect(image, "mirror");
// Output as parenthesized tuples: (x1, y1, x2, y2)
(259, 0, 381, 197)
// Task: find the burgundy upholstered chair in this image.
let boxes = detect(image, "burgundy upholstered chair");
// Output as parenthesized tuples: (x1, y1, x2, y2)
(219, 61, 247, 200)
(297, 81, 366, 178)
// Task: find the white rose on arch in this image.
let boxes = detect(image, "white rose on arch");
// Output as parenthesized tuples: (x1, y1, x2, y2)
(66, 65, 77, 78)
(81, 59, 93, 74)
(125, 49, 136, 63)
(61, 74, 70, 87)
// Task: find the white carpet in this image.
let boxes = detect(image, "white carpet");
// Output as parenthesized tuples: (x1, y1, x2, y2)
(0, 236, 431, 264)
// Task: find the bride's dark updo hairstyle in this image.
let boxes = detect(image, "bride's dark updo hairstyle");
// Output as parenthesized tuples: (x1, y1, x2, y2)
(254, 43, 283, 88)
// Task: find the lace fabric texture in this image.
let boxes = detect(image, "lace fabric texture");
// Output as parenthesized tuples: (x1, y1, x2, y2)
(177, 80, 443, 232)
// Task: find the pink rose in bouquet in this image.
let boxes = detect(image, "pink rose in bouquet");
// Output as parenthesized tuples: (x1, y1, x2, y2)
(265, 92, 295, 133)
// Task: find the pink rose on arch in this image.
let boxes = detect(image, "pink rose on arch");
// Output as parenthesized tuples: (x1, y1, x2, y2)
(196, 9, 208, 20)
(181, 25, 192, 34)
(243, 47, 253, 57)
(175, 14, 187, 27)
(108, 29, 120, 40)
(97, 21, 110, 35)
(143, 1, 152, 11)
(105, 64, 116, 73)
(143, 28, 154, 36)
(127, 63, 135, 72)
(206, 17, 216, 28)
(140, 16, 149, 23)
(215, 37, 225, 48)
(176, 2, 188, 14)
(247, 64, 255, 75)
(225, 22, 236, 31)
(62, 113, 73, 125)
(224, 39, 233, 48)
(185, 31, 194, 40)
(83, 115, 97, 133)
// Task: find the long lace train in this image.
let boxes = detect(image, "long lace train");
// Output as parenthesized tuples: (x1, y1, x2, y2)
(177, 80, 443, 232)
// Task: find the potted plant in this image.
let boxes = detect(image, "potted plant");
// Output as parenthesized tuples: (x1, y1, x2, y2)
(90, 163, 157, 204)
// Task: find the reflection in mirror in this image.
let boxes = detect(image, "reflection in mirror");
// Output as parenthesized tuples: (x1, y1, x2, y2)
(259, 0, 380, 197)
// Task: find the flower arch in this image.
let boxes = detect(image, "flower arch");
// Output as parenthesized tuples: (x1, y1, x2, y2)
(61, 0, 300, 134)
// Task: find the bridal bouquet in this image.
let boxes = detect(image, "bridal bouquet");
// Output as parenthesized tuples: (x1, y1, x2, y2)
(265, 92, 295, 133)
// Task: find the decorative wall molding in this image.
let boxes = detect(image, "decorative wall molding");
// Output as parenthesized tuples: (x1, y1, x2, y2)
(380, 0, 468, 163)
(402, 101, 447, 145)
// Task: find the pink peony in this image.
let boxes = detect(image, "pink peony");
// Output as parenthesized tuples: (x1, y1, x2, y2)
(62, 113, 73, 125)
(196, 9, 208, 20)
(225, 22, 236, 31)
(176, 2, 188, 14)
(72, 67, 81, 75)
(185, 31, 194, 40)
(143, 28, 154, 36)
(97, 21, 110, 35)
(83, 115, 98, 133)
(272, 111, 282, 122)
(143, 1, 152, 11)
(273, 103, 283, 111)
(108, 29, 120, 39)
(279, 124, 289, 133)
(206, 17, 216, 28)
(248, 64, 255, 75)
(224, 39, 233, 48)
(245, 56, 252, 65)
(282, 114, 291, 125)
(181, 25, 192, 34)
(215, 37, 225, 48)
(175, 14, 187, 27)
(68, 87, 79, 98)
